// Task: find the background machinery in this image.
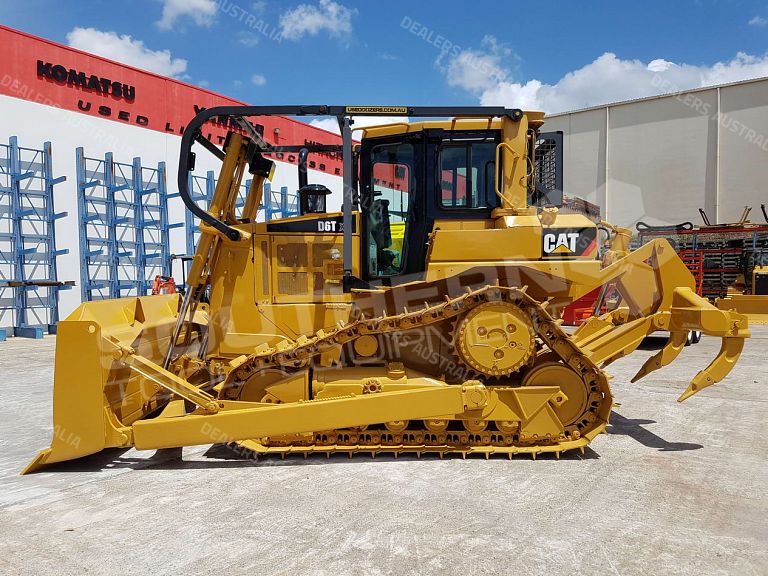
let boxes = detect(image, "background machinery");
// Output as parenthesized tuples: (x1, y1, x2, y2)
(24, 105, 750, 472)
(716, 265, 768, 324)
(638, 207, 768, 324)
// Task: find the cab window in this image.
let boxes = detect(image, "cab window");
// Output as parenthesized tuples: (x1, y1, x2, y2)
(368, 142, 413, 277)
(439, 141, 497, 209)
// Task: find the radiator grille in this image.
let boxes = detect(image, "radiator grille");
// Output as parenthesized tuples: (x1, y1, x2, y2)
(278, 272, 308, 294)
(277, 243, 307, 267)
(313, 243, 337, 267)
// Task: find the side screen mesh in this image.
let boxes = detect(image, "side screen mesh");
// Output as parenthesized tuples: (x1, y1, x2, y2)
(532, 131, 564, 207)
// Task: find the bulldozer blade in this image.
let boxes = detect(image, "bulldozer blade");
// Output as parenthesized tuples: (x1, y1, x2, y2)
(678, 336, 746, 402)
(22, 295, 182, 475)
(631, 331, 688, 383)
(22, 321, 118, 475)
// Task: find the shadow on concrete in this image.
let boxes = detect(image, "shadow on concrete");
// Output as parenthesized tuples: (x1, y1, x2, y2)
(26, 443, 602, 473)
(637, 336, 668, 351)
(607, 411, 703, 451)
(196, 443, 602, 466)
(26, 447, 179, 474)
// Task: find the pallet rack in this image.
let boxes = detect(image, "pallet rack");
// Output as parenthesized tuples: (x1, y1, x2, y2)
(638, 224, 768, 298)
(184, 170, 216, 256)
(0, 137, 69, 339)
(263, 182, 299, 221)
(76, 148, 176, 301)
(134, 158, 184, 292)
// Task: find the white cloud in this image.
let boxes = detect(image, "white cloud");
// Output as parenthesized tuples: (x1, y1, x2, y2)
(309, 116, 408, 135)
(442, 35, 513, 93)
(749, 15, 768, 27)
(308, 118, 340, 134)
(251, 73, 267, 86)
(280, 0, 356, 41)
(66, 27, 188, 77)
(238, 31, 260, 47)
(442, 48, 768, 114)
(646, 58, 674, 72)
(377, 51, 399, 61)
(157, 0, 217, 30)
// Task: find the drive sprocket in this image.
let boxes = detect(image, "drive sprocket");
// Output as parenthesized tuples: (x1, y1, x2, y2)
(453, 301, 536, 377)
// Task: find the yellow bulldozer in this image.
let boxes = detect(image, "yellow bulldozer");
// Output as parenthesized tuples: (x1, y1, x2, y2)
(24, 105, 750, 473)
(716, 265, 768, 324)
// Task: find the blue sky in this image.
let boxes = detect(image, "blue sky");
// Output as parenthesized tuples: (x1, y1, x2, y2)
(4, 0, 768, 117)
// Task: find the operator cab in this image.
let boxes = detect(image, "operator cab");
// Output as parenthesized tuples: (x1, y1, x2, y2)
(358, 123, 563, 286)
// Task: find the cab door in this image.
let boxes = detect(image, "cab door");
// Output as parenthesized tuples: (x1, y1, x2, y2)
(359, 133, 428, 285)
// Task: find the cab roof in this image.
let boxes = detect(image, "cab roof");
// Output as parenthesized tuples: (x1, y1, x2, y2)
(357, 111, 545, 139)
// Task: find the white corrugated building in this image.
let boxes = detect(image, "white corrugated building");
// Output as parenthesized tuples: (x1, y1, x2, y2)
(543, 76, 768, 229)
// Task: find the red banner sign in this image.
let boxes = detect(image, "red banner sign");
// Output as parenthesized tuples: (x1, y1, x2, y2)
(0, 25, 344, 175)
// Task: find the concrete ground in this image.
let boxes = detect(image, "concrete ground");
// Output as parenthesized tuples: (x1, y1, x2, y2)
(0, 329, 766, 576)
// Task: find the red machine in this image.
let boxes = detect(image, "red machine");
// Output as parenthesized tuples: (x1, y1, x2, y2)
(561, 287, 605, 326)
(151, 275, 177, 295)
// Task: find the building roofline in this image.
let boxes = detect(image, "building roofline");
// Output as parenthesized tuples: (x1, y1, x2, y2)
(545, 74, 768, 118)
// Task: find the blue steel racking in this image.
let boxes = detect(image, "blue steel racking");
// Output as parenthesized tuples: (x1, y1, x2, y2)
(76, 148, 177, 301)
(184, 170, 216, 256)
(133, 158, 184, 292)
(0, 137, 68, 339)
(0, 139, 11, 340)
(263, 182, 299, 221)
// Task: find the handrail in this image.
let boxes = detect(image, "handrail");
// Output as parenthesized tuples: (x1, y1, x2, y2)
(494, 141, 520, 209)
(177, 107, 247, 242)
(178, 105, 525, 243)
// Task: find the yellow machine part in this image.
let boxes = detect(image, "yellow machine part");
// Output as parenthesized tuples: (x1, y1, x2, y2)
(22, 110, 751, 473)
(24, 295, 188, 472)
(715, 266, 768, 324)
(24, 272, 747, 472)
(715, 295, 768, 325)
(389, 221, 405, 267)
